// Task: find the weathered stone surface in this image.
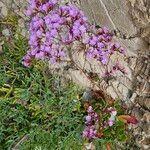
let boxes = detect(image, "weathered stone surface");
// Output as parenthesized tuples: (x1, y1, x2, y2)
(115, 37, 149, 56)
(80, 0, 137, 35)
(68, 1, 150, 149)
(2, 28, 10, 37)
(0, 41, 4, 54)
(0, 2, 8, 18)
(128, 0, 150, 43)
(138, 97, 150, 111)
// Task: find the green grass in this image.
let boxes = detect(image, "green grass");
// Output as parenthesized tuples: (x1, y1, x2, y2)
(0, 13, 133, 150)
(0, 20, 84, 150)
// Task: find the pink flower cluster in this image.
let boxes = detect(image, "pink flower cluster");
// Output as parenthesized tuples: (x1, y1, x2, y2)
(104, 62, 127, 78)
(85, 28, 125, 65)
(23, 0, 89, 67)
(23, 0, 126, 74)
(82, 106, 99, 139)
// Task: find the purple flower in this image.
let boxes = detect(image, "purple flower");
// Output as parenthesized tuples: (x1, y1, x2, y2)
(49, 57, 56, 64)
(50, 29, 58, 37)
(89, 38, 97, 46)
(82, 130, 88, 137)
(51, 14, 61, 23)
(45, 31, 52, 39)
(69, 10, 77, 17)
(102, 26, 109, 34)
(36, 30, 43, 38)
(50, 0, 58, 5)
(97, 42, 104, 48)
(101, 56, 108, 64)
(87, 106, 93, 113)
(22, 54, 32, 67)
(74, 21, 81, 27)
(30, 34, 37, 41)
(26, 8, 33, 16)
(22, 61, 31, 67)
(30, 48, 38, 56)
(42, 3, 50, 12)
(114, 43, 120, 49)
(86, 52, 94, 59)
(35, 51, 45, 60)
(82, 126, 97, 139)
(111, 62, 127, 75)
(86, 115, 91, 122)
(45, 16, 51, 24)
(29, 34, 38, 46)
(107, 107, 114, 112)
(119, 47, 125, 54)
(58, 50, 65, 57)
(32, 19, 43, 29)
(30, 2, 36, 9)
(23, 0, 125, 74)
(108, 119, 114, 127)
(53, 23, 60, 29)
(82, 106, 99, 139)
(72, 29, 80, 37)
(79, 25, 86, 33)
(45, 46, 51, 53)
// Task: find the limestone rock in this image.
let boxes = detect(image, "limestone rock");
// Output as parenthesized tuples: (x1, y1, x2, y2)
(128, 0, 150, 43)
(0, 2, 8, 18)
(2, 28, 10, 37)
(80, 0, 137, 36)
(138, 97, 150, 111)
(0, 41, 4, 54)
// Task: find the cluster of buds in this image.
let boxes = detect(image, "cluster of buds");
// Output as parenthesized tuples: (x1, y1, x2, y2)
(82, 106, 99, 139)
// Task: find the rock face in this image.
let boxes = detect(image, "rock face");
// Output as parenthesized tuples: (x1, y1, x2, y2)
(0, 0, 28, 37)
(67, 1, 149, 97)
(0, 0, 27, 19)
(0, 0, 149, 149)
(64, 0, 150, 149)
(81, 0, 137, 35)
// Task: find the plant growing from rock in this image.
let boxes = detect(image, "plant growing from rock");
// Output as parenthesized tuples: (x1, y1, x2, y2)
(81, 94, 138, 149)
(23, 0, 138, 149)
(23, 0, 126, 77)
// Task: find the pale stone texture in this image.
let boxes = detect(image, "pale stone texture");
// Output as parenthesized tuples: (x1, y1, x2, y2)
(68, 1, 150, 149)
(2, 28, 10, 37)
(81, 0, 137, 36)
(0, 1, 8, 18)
